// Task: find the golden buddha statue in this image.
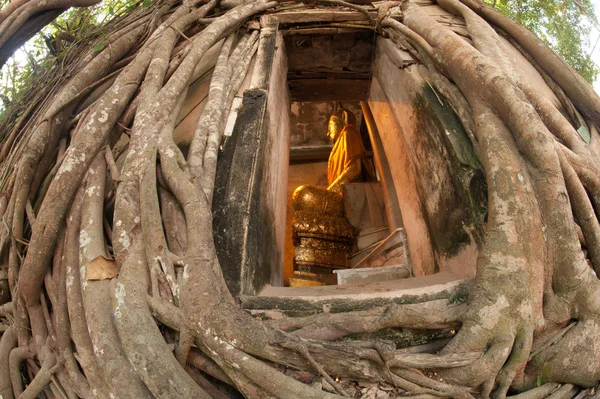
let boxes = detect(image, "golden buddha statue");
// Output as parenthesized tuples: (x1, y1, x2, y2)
(326, 108, 366, 192)
(289, 108, 367, 287)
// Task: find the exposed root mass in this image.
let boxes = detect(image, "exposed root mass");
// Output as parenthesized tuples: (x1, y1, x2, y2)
(0, 0, 598, 397)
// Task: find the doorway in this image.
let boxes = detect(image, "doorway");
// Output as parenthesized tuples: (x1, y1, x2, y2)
(211, 19, 483, 297)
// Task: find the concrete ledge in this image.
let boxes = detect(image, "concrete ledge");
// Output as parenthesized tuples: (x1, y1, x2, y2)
(241, 272, 470, 313)
(272, 10, 371, 24)
(334, 264, 410, 285)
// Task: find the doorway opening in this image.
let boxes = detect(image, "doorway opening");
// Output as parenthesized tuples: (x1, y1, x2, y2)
(209, 16, 484, 298)
(280, 30, 411, 288)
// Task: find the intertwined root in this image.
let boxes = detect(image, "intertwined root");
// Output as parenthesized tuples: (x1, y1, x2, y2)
(389, 0, 600, 395)
(0, 0, 599, 397)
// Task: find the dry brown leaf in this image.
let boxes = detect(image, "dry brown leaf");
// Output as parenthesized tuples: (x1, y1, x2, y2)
(85, 255, 119, 280)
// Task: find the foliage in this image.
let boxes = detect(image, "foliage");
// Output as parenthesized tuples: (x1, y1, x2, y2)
(2, 0, 600, 118)
(484, 0, 600, 83)
(0, 0, 144, 118)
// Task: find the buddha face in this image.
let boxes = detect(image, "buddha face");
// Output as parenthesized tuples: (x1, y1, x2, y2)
(327, 116, 344, 142)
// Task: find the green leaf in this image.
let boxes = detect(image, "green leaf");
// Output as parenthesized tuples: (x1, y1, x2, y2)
(482, 0, 599, 83)
(93, 43, 105, 52)
(577, 125, 591, 144)
(108, 6, 114, 15)
(536, 375, 542, 387)
(142, 0, 151, 7)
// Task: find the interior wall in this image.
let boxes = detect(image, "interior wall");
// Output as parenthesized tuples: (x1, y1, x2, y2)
(211, 26, 291, 296)
(284, 32, 373, 102)
(172, 41, 224, 147)
(262, 31, 290, 287)
(368, 37, 484, 278)
(290, 101, 363, 147)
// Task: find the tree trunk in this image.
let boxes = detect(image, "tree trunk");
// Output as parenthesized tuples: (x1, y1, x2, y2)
(0, 0, 599, 397)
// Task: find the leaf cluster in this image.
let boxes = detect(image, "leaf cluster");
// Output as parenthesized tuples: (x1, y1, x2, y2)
(0, 0, 148, 120)
(484, 0, 600, 83)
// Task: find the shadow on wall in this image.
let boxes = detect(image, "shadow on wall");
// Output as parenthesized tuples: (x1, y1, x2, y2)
(367, 36, 485, 279)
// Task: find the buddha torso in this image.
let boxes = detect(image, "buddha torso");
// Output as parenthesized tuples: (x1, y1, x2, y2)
(327, 124, 365, 192)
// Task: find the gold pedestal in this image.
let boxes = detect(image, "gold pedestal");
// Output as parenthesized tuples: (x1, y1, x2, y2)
(290, 185, 356, 287)
(289, 271, 332, 287)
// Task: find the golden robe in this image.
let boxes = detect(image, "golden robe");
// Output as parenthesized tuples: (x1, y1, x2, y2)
(327, 124, 366, 186)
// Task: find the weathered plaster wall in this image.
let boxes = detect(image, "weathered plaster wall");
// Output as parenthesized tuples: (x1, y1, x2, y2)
(172, 41, 223, 147)
(284, 31, 373, 101)
(285, 32, 372, 76)
(368, 37, 484, 278)
(261, 31, 290, 287)
(289, 101, 363, 147)
(212, 26, 289, 296)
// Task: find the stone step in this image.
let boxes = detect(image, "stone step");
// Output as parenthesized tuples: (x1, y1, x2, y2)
(334, 264, 410, 285)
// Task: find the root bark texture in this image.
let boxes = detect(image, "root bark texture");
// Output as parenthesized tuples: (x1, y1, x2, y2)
(0, 0, 599, 398)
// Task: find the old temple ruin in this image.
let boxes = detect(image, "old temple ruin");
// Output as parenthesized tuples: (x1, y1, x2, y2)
(168, 2, 492, 306)
(4, 0, 600, 394)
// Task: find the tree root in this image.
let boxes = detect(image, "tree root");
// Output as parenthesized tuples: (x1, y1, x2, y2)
(280, 341, 350, 397)
(395, 368, 474, 399)
(2, 0, 600, 398)
(268, 299, 464, 340)
(558, 152, 600, 274)
(19, 345, 59, 399)
(508, 383, 561, 399)
(9, 346, 32, 397)
(547, 384, 578, 399)
(0, 326, 17, 398)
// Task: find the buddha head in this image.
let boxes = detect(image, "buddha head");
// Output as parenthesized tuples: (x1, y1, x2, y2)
(327, 108, 356, 142)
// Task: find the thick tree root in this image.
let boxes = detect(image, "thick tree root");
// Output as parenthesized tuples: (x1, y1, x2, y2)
(0, 0, 599, 397)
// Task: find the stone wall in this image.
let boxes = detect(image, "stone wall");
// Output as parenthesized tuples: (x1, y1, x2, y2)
(284, 32, 373, 77)
(289, 101, 363, 147)
(261, 31, 290, 288)
(212, 27, 290, 297)
(368, 37, 484, 278)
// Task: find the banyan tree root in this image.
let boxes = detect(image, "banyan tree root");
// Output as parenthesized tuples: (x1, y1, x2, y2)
(0, 0, 102, 68)
(383, 0, 600, 395)
(0, 0, 599, 398)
